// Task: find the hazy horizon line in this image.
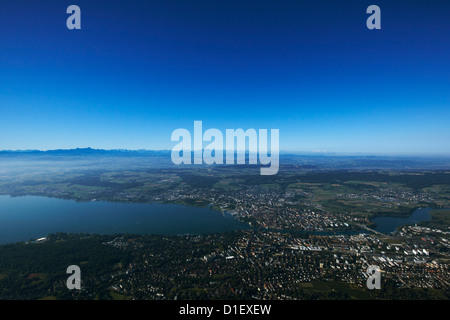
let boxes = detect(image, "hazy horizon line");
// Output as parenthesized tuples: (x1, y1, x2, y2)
(1, 147, 450, 158)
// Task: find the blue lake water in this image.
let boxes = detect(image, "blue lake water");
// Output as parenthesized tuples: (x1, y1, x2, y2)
(0, 195, 437, 244)
(0, 195, 250, 244)
(371, 207, 432, 234)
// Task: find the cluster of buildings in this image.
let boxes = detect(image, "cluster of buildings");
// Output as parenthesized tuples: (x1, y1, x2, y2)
(99, 228, 450, 299)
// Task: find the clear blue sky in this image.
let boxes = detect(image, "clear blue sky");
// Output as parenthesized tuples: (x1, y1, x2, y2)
(0, 0, 449, 154)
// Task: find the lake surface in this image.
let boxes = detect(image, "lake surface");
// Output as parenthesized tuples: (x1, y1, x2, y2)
(0, 195, 250, 244)
(371, 207, 432, 234)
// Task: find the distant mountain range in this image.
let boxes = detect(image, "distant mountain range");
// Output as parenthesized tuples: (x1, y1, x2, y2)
(1, 147, 450, 158)
(0, 148, 170, 156)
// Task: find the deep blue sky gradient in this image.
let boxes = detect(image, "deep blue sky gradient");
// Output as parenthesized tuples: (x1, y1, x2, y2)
(0, 0, 449, 154)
